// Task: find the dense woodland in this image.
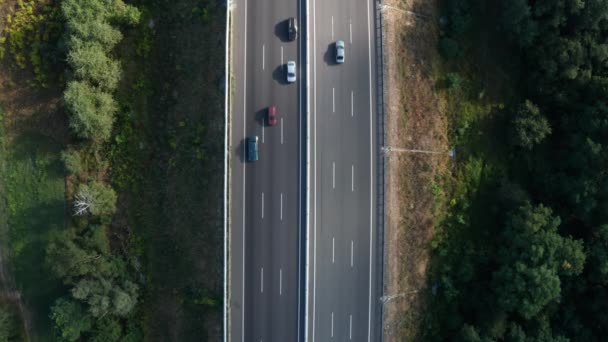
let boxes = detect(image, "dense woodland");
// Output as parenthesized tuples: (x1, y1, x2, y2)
(429, 0, 608, 341)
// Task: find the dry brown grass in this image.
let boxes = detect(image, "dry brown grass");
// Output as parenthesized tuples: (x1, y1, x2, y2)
(382, 0, 450, 340)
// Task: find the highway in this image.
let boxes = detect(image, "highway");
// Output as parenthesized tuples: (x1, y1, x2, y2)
(229, 0, 304, 340)
(306, 0, 381, 340)
(228, 0, 381, 340)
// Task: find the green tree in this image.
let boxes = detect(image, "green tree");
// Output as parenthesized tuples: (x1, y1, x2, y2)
(64, 81, 117, 142)
(510, 100, 552, 150)
(91, 317, 122, 342)
(72, 278, 138, 317)
(501, 0, 538, 47)
(46, 227, 117, 283)
(588, 225, 608, 285)
(67, 42, 121, 91)
(439, 37, 462, 59)
(73, 181, 117, 220)
(50, 298, 93, 341)
(460, 324, 482, 342)
(61, 150, 84, 175)
(492, 204, 585, 319)
(0, 303, 19, 342)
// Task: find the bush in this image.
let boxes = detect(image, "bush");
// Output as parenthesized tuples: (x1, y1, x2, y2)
(0, 303, 19, 341)
(439, 37, 462, 59)
(51, 298, 93, 341)
(61, 149, 84, 175)
(74, 181, 117, 220)
(64, 81, 117, 142)
(67, 41, 121, 91)
(446, 72, 462, 90)
(510, 100, 551, 150)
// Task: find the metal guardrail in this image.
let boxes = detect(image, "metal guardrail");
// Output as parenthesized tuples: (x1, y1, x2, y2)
(374, 1, 387, 341)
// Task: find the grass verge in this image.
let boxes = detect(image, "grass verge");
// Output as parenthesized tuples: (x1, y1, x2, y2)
(110, 0, 225, 340)
(0, 130, 65, 341)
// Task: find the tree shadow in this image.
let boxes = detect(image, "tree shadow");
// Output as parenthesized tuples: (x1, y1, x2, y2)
(6, 132, 65, 178)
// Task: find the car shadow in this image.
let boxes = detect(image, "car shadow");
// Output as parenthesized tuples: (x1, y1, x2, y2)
(274, 20, 289, 42)
(323, 42, 335, 66)
(255, 108, 267, 126)
(236, 138, 246, 163)
(272, 65, 288, 85)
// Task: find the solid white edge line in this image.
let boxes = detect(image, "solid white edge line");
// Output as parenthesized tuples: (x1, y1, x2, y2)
(311, 0, 318, 337)
(242, 0, 248, 340)
(300, 0, 308, 337)
(304, 0, 313, 337)
(223, 0, 231, 341)
(366, 0, 374, 340)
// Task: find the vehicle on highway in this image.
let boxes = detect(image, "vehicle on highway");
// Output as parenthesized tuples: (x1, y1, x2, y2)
(247, 136, 259, 162)
(336, 40, 345, 64)
(287, 61, 296, 83)
(288, 17, 298, 41)
(267, 105, 277, 126)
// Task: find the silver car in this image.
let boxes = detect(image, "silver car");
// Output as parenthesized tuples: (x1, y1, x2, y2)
(287, 61, 296, 83)
(336, 40, 345, 64)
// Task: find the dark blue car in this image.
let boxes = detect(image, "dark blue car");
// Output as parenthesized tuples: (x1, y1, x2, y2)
(247, 136, 259, 162)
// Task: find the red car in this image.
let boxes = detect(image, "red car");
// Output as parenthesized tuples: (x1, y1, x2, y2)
(267, 105, 277, 126)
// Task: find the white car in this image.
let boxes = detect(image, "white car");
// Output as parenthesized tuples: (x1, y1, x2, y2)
(336, 40, 345, 64)
(287, 61, 296, 83)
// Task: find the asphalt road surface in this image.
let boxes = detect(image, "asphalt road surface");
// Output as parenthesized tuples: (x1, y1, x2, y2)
(229, 0, 304, 340)
(306, 0, 381, 340)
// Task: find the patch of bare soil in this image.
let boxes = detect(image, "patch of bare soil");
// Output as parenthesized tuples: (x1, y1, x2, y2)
(382, 0, 449, 341)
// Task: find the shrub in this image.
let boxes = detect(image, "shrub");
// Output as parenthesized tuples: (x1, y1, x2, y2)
(67, 41, 121, 90)
(64, 81, 117, 142)
(439, 37, 462, 59)
(74, 181, 117, 220)
(510, 100, 551, 150)
(446, 72, 462, 90)
(61, 149, 84, 175)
